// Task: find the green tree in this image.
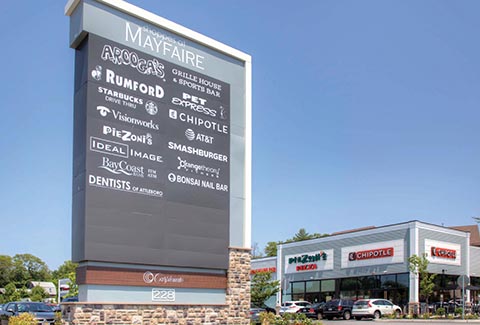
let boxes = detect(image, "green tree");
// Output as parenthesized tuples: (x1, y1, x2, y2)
(264, 241, 279, 257)
(30, 285, 48, 302)
(0, 255, 14, 287)
(13, 254, 51, 283)
(18, 286, 29, 299)
(65, 272, 78, 298)
(251, 271, 280, 308)
(5, 283, 21, 302)
(52, 260, 78, 280)
(409, 253, 436, 304)
(292, 228, 312, 242)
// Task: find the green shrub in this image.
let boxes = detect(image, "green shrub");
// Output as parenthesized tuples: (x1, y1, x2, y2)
(8, 313, 37, 325)
(435, 307, 445, 316)
(259, 311, 276, 325)
(272, 312, 314, 325)
(55, 311, 63, 325)
(454, 307, 463, 315)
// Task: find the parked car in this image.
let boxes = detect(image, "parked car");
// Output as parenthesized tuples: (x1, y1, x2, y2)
(250, 307, 266, 324)
(61, 296, 78, 302)
(298, 302, 325, 319)
(251, 304, 276, 314)
(47, 303, 61, 312)
(0, 301, 56, 324)
(279, 301, 311, 314)
(352, 299, 402, 320)
(322, 299, 354, 320)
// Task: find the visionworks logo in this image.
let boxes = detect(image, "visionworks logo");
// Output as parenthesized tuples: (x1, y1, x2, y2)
(96, 106, 159, 130)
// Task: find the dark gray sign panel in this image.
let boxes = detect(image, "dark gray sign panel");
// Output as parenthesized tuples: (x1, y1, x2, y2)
(73, 34, 230, 269)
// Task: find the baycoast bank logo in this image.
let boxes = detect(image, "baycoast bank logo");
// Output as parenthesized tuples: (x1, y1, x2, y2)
(99, 156, 144, 178)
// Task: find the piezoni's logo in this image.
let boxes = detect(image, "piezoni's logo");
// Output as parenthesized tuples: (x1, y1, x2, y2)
(431, 247, 456, 259)
(348, 247, 394, 261)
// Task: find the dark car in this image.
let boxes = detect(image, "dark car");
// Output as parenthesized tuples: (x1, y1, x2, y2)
(1, 302, 56, 324)
(322, 299, 354, 320)
(61, 296, 79, 302)
(250, 304, 276, 324)
(298, 302, 325, 319)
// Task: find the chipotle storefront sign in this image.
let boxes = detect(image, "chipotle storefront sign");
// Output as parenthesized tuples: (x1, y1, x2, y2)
(425, 239, 461, 266)
(341, 239, 404, 268)
(348, 247, 394, 261)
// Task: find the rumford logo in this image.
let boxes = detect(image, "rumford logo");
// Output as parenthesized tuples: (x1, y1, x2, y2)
(289, 251, 327, 265)
(101, 44, 165, 79)
(431, 247, 456, 259)
(348, 247, 394, 261)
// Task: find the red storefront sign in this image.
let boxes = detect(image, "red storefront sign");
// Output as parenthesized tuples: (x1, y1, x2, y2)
(250, 267, 276, 274)
(348, 247, 394, 261)
(431, 247, 456, 259)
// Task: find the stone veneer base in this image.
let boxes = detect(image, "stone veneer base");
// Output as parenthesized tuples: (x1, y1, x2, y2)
(62, 248, 251, 325)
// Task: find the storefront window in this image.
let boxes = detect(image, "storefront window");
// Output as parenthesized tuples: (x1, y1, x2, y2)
(396, 273, 409, 289)
(321, 280, 335, 292)
(381, 274, 397, 289)
(359, 276, 379, 290)
(292, 282, 305, 294)
(340, 277, 358, 291)
(306, 280, 320, 293)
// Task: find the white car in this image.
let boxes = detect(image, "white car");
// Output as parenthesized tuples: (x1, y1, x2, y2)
(279, 301, 311, 314)
(352, 299, 402, 320)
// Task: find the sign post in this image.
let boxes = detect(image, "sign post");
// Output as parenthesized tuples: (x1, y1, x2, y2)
(457, 275, 470, 320)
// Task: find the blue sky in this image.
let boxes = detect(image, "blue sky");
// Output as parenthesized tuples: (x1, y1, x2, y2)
(1, 0, 480, 270)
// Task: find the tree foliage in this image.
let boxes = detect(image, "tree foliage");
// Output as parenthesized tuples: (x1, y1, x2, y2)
(30, 285, 49, 302)
(408, 253, 436, 303)
(65, 272, 78, 298)
(251, 271, 280, 307)
(262, 229, 330, 256)
(13, 254, 51, 283)
(51, 260, 77, 280)
(0, 255, 78, 303)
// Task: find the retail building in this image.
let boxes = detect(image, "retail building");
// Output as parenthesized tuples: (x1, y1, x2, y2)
(251, 221, 480, 309)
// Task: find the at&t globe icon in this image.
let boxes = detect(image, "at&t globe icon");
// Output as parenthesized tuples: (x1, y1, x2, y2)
(185, 129, 195, 141)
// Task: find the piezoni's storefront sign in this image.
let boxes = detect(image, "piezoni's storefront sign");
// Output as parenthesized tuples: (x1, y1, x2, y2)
(285, 250, 333, 273)
(342, 240, 404, 268)
(425, 239, 461, 266)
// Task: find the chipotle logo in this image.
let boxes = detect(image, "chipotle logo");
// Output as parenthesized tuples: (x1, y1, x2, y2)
(431, 247, 456, 259)
(348, 247, 394, 261)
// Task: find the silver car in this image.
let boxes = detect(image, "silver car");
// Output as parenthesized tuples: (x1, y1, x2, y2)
(279, 301, 311, 314)
(352, 299, 402, 320)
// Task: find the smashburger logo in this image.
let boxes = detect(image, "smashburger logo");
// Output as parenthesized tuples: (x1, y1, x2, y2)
(431, 247, 456, 259)
(348, 247, 394, 261)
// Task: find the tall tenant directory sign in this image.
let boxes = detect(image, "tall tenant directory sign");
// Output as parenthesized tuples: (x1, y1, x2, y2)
(67, 0, 251, 303)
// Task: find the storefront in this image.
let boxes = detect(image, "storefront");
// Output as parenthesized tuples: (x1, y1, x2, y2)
(252, 221, 480, 310)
